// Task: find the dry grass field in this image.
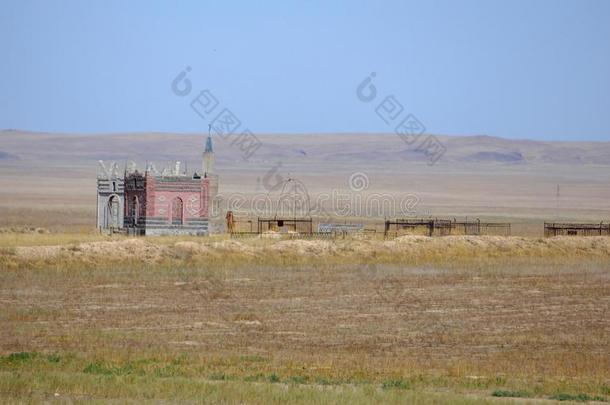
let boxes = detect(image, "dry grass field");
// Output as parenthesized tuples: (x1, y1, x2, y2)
(0, 235, 609, 403)
(1, 131, 610, 403)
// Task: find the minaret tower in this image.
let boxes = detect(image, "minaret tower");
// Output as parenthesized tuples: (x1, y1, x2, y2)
(203, 124, 214, 176)
(202, 124, 219, 232)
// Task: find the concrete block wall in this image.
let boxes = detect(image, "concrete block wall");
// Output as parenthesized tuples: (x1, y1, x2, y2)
(96, 178, 125, 231)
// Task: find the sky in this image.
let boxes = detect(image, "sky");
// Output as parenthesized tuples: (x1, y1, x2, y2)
(1, 0, 609, 140)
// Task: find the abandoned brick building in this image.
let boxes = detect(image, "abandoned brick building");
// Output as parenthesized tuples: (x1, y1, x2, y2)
(96, 134, 218, 235)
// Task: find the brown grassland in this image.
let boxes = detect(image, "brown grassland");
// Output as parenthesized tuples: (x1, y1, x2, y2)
(0, 233, 609, 404)
(1, 132, 610, 403)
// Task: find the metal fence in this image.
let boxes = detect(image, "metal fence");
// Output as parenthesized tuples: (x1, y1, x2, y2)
(384, 218, 511, 237)
(544, 222, 610, 237)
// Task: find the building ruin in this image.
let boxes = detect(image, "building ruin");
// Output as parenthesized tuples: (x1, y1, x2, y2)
(96, 133, 218, 236)
(96, 161, 125, 231)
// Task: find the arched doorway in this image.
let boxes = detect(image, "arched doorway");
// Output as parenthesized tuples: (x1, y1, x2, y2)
(107, 195, 120, 229)
(129, 196, 140, 225)
(171, 197, 184, 225)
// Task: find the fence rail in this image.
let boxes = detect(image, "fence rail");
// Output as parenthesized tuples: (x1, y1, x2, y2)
(384, 218, 511, 237)
(544, 222, 610, 237)
(230, 231, 335, 239)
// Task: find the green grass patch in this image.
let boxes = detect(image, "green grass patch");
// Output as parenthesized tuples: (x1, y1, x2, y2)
(153, 364, 183, 378)
(0, 351, 72, 367)
(82, 361, 135, 376)
(491, 390, 531, 398)
(285, 375, 309, 385)
(208, 372, 230, 381)
(243, 373, 265, 382)
(315, 377, 333, 386)
(268, 373, 281, 383)
(1, 351, 606, 403)
(0, 351, 39, 364)
(46, 354, 61, 363)
(550, 392, 607, 402)
(381, 379, 409, 390)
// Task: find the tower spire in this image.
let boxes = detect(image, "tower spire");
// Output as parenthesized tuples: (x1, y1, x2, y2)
(203, 124, 214, 176)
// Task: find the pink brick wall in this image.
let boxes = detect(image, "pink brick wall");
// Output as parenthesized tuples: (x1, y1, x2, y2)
(152, 189, 203, 219)
(145, 174, 155, 216)
(125, 173, 209, 222)
(149, 178, 208, 220)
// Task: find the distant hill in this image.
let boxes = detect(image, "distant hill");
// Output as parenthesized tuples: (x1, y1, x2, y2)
(1, 130, 610, 166)
(2, 130, 610, 227)
(0, 151, 19, 160)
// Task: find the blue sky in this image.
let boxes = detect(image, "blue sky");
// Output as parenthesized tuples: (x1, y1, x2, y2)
(1, 0, 609, 140)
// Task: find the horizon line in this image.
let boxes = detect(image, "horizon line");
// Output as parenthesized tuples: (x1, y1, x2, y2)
(2, 128, 609, 143)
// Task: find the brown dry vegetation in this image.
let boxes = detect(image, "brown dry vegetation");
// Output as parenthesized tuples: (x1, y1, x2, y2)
(1, 234, 609, 403)
(1, 132, 610, 402)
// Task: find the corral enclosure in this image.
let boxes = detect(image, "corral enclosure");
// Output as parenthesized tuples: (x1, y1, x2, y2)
(257, 217, 313, 234)
(384, 218, 511, 237)
(544, 222, 610, 237)
(228, 216, 515, 239)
